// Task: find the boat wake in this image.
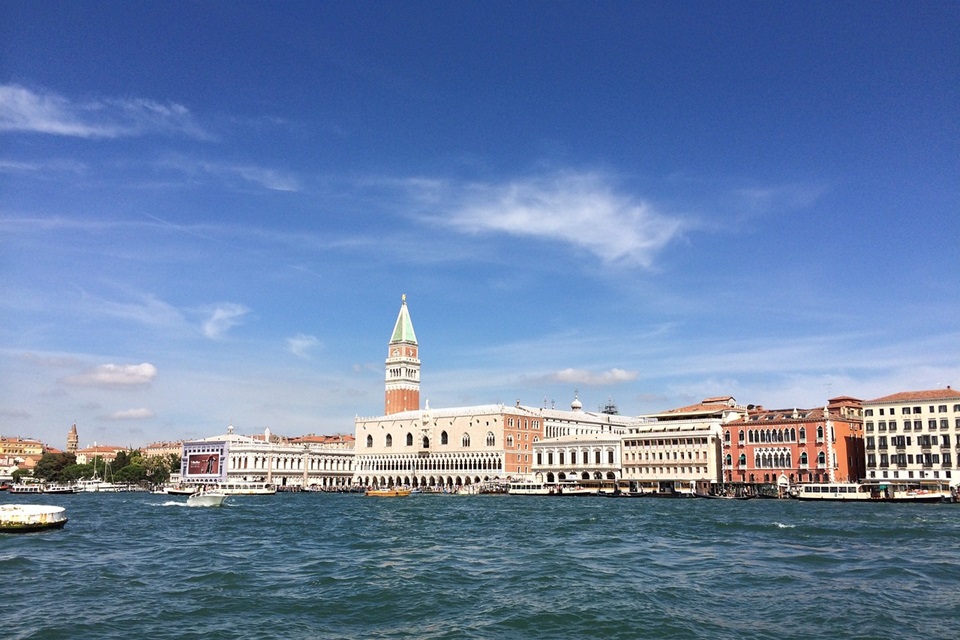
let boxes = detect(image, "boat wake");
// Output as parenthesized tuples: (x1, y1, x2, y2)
(772, 522, 796, 529)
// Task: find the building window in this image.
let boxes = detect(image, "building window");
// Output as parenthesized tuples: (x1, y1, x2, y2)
(738, 453, 746, 467)
(366, 435, 373, 448)
(406, 432, 413, 446)
(385, 434, 393, 447)
(506, 435, 514, 448)
(462, 433, 470, 447)
(486, 432, 495, 447)
(441, 431, 448, 445)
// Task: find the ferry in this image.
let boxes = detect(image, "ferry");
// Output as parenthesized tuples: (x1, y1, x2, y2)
(215, 481, 277, 496)
(43, 484, 80, 494)
(792, 483, 951, 503)
(8, 484, 44, 494)
(507, 481, 594, 496)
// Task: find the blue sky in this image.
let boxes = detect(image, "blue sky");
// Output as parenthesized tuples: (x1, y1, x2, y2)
(2, 2, 958, 449)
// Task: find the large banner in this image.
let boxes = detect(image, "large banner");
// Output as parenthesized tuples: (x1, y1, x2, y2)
(187, 452, 220, 475)
(181, 440, 228, 482)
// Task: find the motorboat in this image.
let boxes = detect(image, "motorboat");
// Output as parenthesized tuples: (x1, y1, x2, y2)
(365, 487, 412, 497)
(186, 487, 228, 507)
(0, 504, 68, 532)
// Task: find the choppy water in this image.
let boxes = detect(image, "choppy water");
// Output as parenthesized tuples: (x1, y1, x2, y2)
(2, 492, 958, 639)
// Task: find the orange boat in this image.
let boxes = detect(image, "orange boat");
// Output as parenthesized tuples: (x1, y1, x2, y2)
(365, 487, 412, 497)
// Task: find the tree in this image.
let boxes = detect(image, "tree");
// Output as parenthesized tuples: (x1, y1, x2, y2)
(33, 453, 77, 482)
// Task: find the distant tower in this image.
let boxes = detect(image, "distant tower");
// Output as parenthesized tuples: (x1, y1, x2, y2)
(385, 294, 420, 415)
(67, 423, 78, 454)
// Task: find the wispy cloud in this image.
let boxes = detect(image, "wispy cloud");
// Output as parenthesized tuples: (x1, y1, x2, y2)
(551, 367, 639, 385)
(0, 84, 210, 140)
(63, 363, 157, 388)
(287, 333, 321, 358)
(202, 303, 250, 339)
(107, 408, 155, 420)
(423, 172, 686, 267)
(209, 163, 301, 192)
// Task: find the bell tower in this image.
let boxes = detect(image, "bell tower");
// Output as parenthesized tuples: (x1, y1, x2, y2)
(385, 294, 420, 415)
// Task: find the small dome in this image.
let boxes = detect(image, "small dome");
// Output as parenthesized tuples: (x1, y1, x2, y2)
(571, 393, 582, 411)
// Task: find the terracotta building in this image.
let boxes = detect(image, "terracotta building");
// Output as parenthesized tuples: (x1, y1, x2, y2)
(722, 396, 864, 488)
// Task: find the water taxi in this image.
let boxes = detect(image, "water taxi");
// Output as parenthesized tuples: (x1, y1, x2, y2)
(0, 505, 68, 532)
(186, 487, 228, 507)
(365, 487, 412, 497)
(792, 483, 950, 502)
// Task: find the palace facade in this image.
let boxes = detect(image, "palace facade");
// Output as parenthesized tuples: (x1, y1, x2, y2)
(722, 396, 865, 487)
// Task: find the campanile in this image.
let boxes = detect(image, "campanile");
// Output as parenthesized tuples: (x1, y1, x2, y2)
(385, 294, 420, 414)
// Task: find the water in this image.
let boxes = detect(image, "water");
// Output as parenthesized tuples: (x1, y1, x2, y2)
(3, 492, 958, 639)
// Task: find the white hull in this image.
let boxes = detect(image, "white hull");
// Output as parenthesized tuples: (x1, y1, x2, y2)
(187, 491, 227, 507)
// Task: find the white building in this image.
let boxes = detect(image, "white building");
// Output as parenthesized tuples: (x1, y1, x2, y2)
(863, 387, 960, 487)
(181, 425, 355, 490)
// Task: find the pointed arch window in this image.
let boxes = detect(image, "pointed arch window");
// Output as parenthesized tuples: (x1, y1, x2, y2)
(817, 451, 826, 465)
(800, 452, 808, 465)
(486, 432, 495, 447)
(462, 433, 470, 447)
(385, 434, 393, 447)
(738, 453, 746, 467)
(406, 432, 413, 446)
(725, 454, 733, 467)
(441, 431, 448, 445)
(366, 435, 373, 448)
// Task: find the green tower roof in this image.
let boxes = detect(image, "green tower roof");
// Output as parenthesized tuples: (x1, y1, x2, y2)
(390, 294, 418, 344)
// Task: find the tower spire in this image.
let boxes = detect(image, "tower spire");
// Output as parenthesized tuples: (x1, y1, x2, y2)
(385, 294, 420, 415)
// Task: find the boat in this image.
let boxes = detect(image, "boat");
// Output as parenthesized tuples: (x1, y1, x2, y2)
(695, 492, 754, 500)
(0, 505, 68, 532)
(163, 485, 199, 496)
(215, 481, 277, 496)
(791, 482, 951, 503)
(507, 481, 552, 495)
(8, 484, 44, 494)
(365, 487, 412, 497)
(44, 484, 80, 494)
(76, 476, 121, 492)
(186, 487, 228, 507)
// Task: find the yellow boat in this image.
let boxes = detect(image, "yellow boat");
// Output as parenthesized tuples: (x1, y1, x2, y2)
(365, 487, 412, 497)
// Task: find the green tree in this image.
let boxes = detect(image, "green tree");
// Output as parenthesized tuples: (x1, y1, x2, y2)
(33, 453, 77, 482)
(114, 463, 146, 484)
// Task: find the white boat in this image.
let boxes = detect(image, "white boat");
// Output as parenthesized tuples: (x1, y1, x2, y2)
(215, 481, 277, 495)
(8, 484, 44, 494)
(0, 504, 68, 532)
(77, 476, 121, 493)
(507, 482, 552, 495)
(186, 487, 227, 507)
(792, 482, 951, 502)
(43, 484, 79, 494)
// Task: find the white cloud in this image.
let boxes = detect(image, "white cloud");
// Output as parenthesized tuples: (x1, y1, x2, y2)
(287, 334, 320, 358)
(202, 303, 250, 339)
(217, 164, 300, 192)
(0, 84, 209, 139)
(551, 367, 638, 385)
(433, 172, 686, 267)
(64, 363, 157, 387)
(108, 408, 155, 420)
